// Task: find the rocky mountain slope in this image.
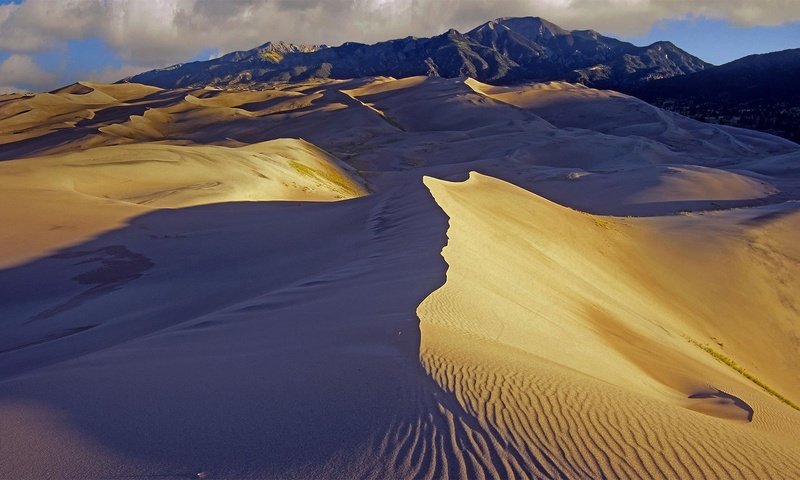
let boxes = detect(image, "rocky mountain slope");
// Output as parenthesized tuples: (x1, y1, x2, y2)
(127, 17, 709, 90)
(630, 48, 800, 142)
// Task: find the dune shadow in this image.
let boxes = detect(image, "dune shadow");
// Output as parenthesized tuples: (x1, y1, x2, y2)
(0, 176, 452, 478)
(468, 162, 799, 217)
(0, 126, 102, 160)
(689, 388, 755, 422)
(27, 245, 154, 323)
(613, 191, 793, 217)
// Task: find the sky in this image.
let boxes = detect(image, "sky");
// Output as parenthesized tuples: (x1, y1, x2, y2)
(0, 0, 798, 93)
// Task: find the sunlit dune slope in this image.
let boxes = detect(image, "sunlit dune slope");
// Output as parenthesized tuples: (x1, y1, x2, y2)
(417, 172, 800, 478)
(465, 79, 796, 156)
(1, 75, 799, 479)
(0, 138, 365, 267)
(0, 82, 162, 146)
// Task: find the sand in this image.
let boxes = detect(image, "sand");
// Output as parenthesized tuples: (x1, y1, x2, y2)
(418, 172, 800, 477)
(0, 76, 798, 479)
(0, 138, 365, 268)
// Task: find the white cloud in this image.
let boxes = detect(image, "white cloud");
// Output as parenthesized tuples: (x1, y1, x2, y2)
(0, 0, 99, 52)
(0, 0, 798, 70)
(0, 54, 56, 91)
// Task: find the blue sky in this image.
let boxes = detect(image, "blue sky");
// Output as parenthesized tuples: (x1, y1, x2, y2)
(621, 18, 800, 65)
(0, 0, 798, 92)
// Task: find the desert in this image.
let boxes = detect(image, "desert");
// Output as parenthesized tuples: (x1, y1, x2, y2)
(1, 8, 799, 480)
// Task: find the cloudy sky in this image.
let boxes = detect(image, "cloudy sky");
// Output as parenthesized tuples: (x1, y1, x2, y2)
(0, 0, 798, 92)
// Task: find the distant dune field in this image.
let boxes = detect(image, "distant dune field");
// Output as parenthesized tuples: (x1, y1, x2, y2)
(1, 77, 798, 479)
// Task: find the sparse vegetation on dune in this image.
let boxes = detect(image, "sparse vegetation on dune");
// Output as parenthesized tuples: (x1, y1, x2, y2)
(1, 72, 799, 478)
(686, 337, 800, 412)
(288, 160, 363, 196)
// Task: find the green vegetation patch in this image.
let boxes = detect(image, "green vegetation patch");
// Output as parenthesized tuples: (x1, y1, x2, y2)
(288, 160, 361, 195)
(592, 217, 614, 230)
(686, 337, 800, 412)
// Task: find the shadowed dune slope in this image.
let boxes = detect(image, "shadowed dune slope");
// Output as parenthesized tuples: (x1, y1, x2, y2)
(418, 172, 800, 478)
(1, 76, 799, 479)
(0, 138, 365, 267)
(465, 79, 796, 156)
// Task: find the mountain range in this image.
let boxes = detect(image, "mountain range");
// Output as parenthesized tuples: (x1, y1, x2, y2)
(124, 17, 799, 142)
(632, 48, 800, 142)
(4, 11, 800, 478)
(127, 17, 710, 90)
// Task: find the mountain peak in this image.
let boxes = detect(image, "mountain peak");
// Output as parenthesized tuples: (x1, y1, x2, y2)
(491, 16, 569, 38)
(256, 41, 325, 54)
(127, 16, 709, 90)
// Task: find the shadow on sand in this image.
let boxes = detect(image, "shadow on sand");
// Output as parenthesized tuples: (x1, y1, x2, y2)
(0, 178, 454, 477)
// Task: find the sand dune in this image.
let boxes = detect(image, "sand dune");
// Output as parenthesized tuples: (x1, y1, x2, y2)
(0, 138, 365, 267)
(1, 77, 799, 479)
(466, 79, 796, 156)
(516, 164, 782, 215)
(416, 172, 800, 477)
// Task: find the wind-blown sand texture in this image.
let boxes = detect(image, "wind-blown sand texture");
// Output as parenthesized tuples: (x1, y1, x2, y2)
(0, 77, 799, 479)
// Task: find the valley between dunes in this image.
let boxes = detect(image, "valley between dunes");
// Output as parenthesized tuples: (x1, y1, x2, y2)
(0, 76, 799, 479)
